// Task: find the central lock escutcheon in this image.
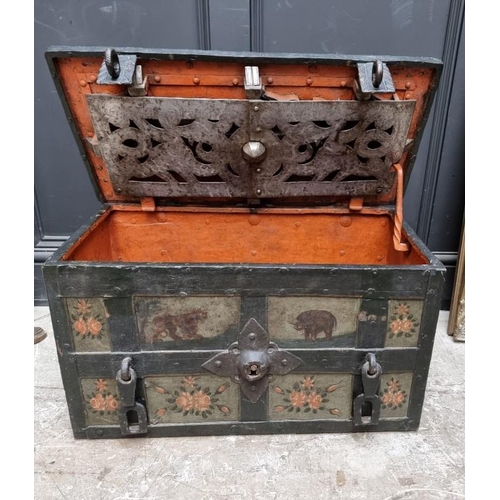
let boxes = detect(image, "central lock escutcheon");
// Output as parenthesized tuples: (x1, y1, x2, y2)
(202, 318, 302, 403)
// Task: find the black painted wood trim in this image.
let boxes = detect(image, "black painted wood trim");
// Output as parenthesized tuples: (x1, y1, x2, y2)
(416, 0, 464, 244)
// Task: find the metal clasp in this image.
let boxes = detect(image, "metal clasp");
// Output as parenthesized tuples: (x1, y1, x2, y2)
(116, 357, 148, 436)
(353, 353, 382, 426)
(97, 48, 137, 85)
(355, 60, 395, 100)
(202, 318, 302, 403)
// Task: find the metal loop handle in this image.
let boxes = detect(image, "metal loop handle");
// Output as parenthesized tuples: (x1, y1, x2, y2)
(372, 60, 383, 88)
(105, 48, 120, 79)
(120, 357, 132, 381)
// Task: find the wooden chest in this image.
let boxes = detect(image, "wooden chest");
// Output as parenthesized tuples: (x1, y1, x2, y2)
(43, 47, 444, 438)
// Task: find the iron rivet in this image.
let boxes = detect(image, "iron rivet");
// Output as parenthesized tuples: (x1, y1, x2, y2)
(267, 77, 274, 84)
(131, 218, 137, 224)
(340, 250, 346, 256)
(405, 81, 411, 89)
(377, 255, 383, 262)
(79, 79, 87, 87)
(376, 187, 383, 193)
(154, 75, 161, 83)
(340, 80, 347, 87)
(322, 359, 328, 364)
(381, 220, 387, 227)
(193, 77, 200, 85)
(186, 61, 194, 69)
(249, 333, 256, 341)
(340, 216, 352, 228)
(405, 94, 411, 100)
(215, 360, 222, 367)
(251, 250, 257, 256)
(306, 77, 313, 85)
(88, 75, 96, 83)
(116, 188, 122, 193)
(96, 429, 103, 436)
(233, 348, 240, 355)
(267, 347, 274, 354)
(256, 127, 262, 132)
(256, 189, 262, 195)
(161, 250, 167, 256)
(295, 222, 301, 228)
(254, 106, 259, 112)
(282, 359, 288, 366)
(251, 386, 256, 392)
(232, 78, 239, 85)
(248, 214, 261, 226)
(256, 168, 262, 173)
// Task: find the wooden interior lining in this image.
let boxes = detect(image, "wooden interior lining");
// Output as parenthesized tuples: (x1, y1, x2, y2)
(64, 206, 427, 266)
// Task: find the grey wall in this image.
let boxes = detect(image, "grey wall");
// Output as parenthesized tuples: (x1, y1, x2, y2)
(34, 0, 464, 306)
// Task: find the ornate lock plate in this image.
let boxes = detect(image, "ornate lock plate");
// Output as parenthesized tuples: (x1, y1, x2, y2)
(202, 318, 302, 403)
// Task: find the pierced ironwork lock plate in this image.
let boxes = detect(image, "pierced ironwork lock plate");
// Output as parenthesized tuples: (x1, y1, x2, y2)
(202, 318, 302, 403)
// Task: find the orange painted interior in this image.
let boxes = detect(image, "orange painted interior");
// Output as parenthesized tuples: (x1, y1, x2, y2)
(54, 57, 437, 205)
(63, 206, 427, 266)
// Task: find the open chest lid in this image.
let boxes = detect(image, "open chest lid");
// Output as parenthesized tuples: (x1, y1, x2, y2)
(47, 47, 441, 207)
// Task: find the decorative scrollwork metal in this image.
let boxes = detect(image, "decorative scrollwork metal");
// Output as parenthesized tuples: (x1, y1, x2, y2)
(86, 95, 414, 200)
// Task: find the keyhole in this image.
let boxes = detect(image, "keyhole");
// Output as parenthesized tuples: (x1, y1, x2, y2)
(250, 364, 259, 376)
(126, 410, 140, 433)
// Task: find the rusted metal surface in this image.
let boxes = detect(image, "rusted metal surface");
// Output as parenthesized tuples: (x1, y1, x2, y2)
(87, 95, 414, 200)
(202, 318, 302, 403)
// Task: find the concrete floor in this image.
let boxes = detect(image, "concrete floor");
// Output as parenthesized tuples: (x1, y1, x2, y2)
(34, 307, 464, 500)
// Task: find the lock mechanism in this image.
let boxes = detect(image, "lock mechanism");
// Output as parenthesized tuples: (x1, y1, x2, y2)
(353, 353, 382, 426)
(116, 357, 148, 436)
(202, 318, 302, 403)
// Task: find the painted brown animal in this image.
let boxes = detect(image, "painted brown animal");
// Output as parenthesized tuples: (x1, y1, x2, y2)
(152, 309, 208, 341)
(293, 310, 337, 340)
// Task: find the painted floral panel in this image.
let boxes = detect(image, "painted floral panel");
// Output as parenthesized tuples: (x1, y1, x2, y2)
(66, 298, 111, 352)
(269, 374, 352, 421)
(379, 373, 412, 418)
(81, 378, 120, 426)
(135, 296, 241, 346)
(267, 297, 361, 345)
(145, 375, 239, 424)
(385, 300, 424, 347)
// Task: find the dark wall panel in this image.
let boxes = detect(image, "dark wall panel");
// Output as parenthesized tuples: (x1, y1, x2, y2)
(428, 21, 464, 251)
(34, 0, 200, 236)
(261, 0, 451, 57)
(210, 0, 250, 51)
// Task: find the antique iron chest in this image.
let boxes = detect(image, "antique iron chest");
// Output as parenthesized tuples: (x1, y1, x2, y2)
(43, 47, 444, 438)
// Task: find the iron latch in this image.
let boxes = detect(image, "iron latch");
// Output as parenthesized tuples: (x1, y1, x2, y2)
(353, 353, 382, 426)
(202, 318, 302, 403)
(116, 357, 148, 435)
(355, 60, 395, 100)
(97, 48, 137, 85)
